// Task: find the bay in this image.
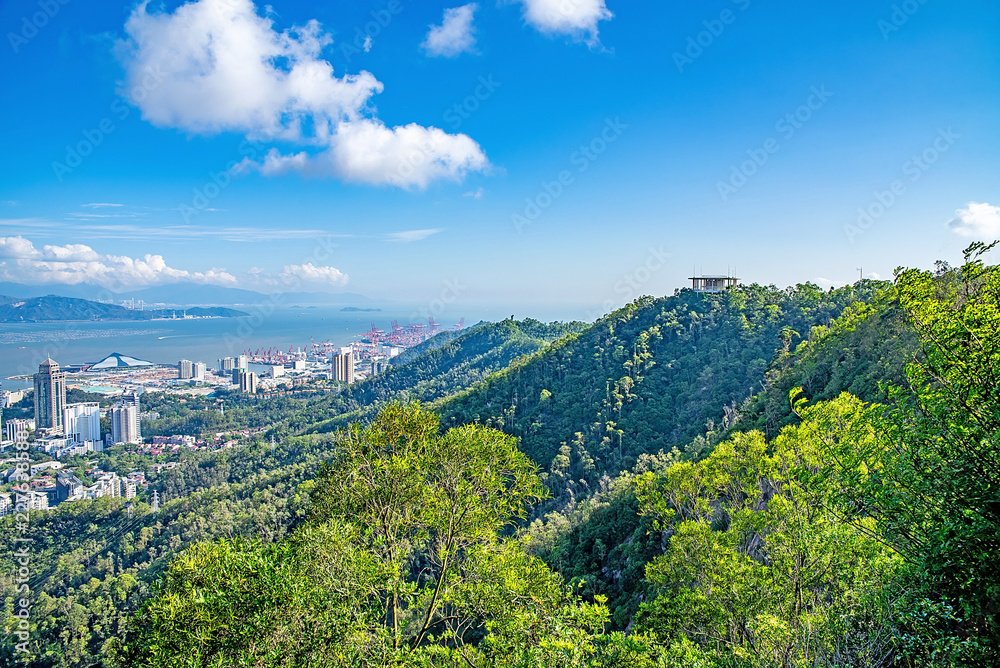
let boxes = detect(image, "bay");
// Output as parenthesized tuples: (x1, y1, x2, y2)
(0, 307, 456, 391)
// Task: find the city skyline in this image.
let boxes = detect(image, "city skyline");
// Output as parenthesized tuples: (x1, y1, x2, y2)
(1, 0, 998, 311)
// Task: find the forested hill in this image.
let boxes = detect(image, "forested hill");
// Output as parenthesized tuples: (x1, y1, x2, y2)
(515, 277, 919, 628)
(437, 281, 886, 488)
(301, 318, 587, 432)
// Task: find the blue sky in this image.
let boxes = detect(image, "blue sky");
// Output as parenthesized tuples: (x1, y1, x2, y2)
(1, 0, 998, 318)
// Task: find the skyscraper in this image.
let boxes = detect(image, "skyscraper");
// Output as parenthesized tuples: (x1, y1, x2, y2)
(111, 403, 140, 445)
(236, 370, 258, 394)
(193, 362, 206, 383)
(178, 359, 194, 379)
(33, 358, 66, 433)
(62, 403, 101, 446)
(332, 347, 354, 384)
(111, 392, 141, 445)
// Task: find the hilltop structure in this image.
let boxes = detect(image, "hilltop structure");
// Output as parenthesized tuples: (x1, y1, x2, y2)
(689, 274, 740, 293)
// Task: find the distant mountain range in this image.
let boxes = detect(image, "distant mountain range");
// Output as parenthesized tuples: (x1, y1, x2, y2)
(0, 282, 376, 307)
(0, 295, 248, 323)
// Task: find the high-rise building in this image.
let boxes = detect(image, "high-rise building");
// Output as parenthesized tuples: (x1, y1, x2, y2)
(111, 399, 141, 445)
(5, 418, 30, 444)
(236, 355, 249, 370)
(332, 347, 355, 384)
(33, 358, 66, 433)
(178, 359, 194, 379)
(62, 403, 101, 445)
(236, 370, 258, 394)
(219, 357, 236, 374)
(193, 362, 206, 383)
(121, 390, 141, 411)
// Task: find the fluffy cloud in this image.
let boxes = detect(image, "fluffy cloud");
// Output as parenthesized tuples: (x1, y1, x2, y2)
(422, 4, 478, 58)
(242, 121, 489, 188)
(280, 263, 349, 287)
(514, 0, 612, 44)
(0, 236, 236, 288)
(116, 0, 489, 188)
(947, 202, 1000, 239)
(0, 235, 39, 259)
(41, 244, 101, 262)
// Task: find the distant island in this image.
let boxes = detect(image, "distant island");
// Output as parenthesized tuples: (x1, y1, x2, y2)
(0, 295, 248, 323)
(340, 306, 382, 312)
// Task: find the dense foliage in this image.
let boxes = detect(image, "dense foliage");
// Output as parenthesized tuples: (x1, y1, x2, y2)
(4, 250, 1000, 667)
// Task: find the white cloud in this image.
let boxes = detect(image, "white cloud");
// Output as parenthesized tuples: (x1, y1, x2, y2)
(81, 202, 124, 208)
(385, 228, 443, 243)
(116, 0, 489, 188)
(423, 4, 478, 58)
(0, 236, 236, 289)
(0, 236, 40, 259)
(280, 263, 349, 287)
(514, 0, 612, 44)
(463, 186, 484, 198)
(242, 120, 489, 189)
(947, 202, 1000, 239)
(41, 244, 101, 262)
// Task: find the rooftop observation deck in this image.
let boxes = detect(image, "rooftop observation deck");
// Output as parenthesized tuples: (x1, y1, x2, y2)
(689, 275, 740, 293)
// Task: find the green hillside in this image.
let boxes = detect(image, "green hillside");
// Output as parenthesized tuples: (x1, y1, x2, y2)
(438, 281, 885, 490)
(5, 255, 1000, 667)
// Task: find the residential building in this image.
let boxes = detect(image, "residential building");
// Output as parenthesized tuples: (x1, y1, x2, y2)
(30, 461, 62, 477)
(2, 389, 25, 408)
(5, 418, 30, 444)
(0, 493, 10, 517)
(193, 362, 206, 383)
(269, 365, 285, 378)
(236, 355, 249, 370)
(332, 347, 355, 384)
(236, 370, 258, 394)
(178, 359, 194, 379)
(33, 358, 66, 433)
(25, 490, 49, 511)
(35, 436, 69, 455)
(56, 470, 84, 503)
(111, 400, 141, 445)
(62, 402, 101, 446)
(219, 357, 236, 373)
